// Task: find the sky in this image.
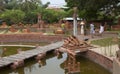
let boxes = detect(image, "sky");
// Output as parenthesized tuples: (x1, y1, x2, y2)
(41, 0, 66, 7)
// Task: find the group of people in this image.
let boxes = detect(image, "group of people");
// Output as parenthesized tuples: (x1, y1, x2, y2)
(90, 22, 104, 38)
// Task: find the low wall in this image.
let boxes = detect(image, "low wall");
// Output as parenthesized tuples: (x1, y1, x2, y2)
(112, 25, 120, 30)
(0, 34, 64, 43)
(81, 50, 113, 73)
(113, 58, 120, 74)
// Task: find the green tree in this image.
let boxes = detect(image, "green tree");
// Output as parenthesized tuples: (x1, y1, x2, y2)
(42, 9, 67, 23)
(0, 0, 67, 24)
(66, 9, 74, 17)
(0, 0, 19, 11)
(65, 0, 120, 20)
(0, 0, 4, 12)
(42, 2, 50, 8)
(0, 9, 25, 24)
(16, 0, 44, 24)
(23, 11, 38, 24)
(18, 1, 40, 13)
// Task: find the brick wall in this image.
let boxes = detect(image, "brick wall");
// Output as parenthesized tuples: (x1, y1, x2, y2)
(0, 34, 64, 43)
(112, 25, 120, 30)
(113, 59, 120, 74)
(81, 50, 113, 73)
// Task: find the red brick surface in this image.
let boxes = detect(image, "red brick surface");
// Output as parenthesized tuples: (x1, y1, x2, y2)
(82, 50, 113, 73)
(0, 34, 64, 43)
(112, 25, 120, 30)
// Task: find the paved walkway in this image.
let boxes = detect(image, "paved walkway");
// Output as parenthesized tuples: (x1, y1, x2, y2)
(77, 31, 119, 60)
(90, 45, 119, 60)
(77, 32, 118, 41)
(0, 41, 63, 68)
(0, 44, 36, 47)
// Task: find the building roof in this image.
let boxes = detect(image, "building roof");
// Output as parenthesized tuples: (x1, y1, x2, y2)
(63, 17, 81, 21)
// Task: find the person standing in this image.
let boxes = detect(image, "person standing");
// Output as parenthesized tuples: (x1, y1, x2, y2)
(80, 21, 85, 35)
(99, 23, 104, 36)
(90, 23, 95, 38)
(61, 20, 65, 33)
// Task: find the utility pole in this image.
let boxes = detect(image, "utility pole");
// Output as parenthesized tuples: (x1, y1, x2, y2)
(38, 14, 41, 28)
(73, 7, 77, 36)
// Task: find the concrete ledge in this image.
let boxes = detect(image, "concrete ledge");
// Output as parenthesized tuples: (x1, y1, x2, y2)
(113, 58, 120, 74)
(0, 34, 64, 43)
(81, 50, 113, 73)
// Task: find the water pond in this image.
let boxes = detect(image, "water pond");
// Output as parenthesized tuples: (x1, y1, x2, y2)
(0, 52, 111, 74)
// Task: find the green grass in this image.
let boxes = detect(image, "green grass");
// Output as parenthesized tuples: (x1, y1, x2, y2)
(107, 30, 120, 33)
(91, 37, 118, 47)
(0, 42, 50, 57)
(0, 46, 34, 57)
(2, 42, 50, 46)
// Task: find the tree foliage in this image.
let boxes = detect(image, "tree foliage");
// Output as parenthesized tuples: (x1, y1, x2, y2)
(41, 9, 67, 23)
(65, 0, 120, 20)
(0, 9, 25, 23)
(0, 0, 67, 24)
(18, 0, 42, 13)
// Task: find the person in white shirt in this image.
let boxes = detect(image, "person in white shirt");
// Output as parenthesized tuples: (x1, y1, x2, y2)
(80, 21, 85, 35)
(90, 23, 95, 38)
(99, 24, 104, 36)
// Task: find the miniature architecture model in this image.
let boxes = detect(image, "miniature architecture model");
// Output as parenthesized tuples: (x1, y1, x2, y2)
(56, 35, 91, 56)
(56, 35, 92, 74)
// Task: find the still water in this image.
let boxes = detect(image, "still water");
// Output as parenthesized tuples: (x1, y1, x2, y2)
(0, 52, 111, 74)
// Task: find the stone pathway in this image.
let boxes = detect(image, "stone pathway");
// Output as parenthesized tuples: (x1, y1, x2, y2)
(90, 45, 119, 60)
(0, 41, 63, 68)
(77, 31, 119, 60)
(0, 44, 36, 47)
(77, 31, 118, 40)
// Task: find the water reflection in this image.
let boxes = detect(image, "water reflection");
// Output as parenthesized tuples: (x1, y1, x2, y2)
(38, 59, 46, 67)
(0, 52, 111, 74)
(0, 47, 3, 56)
(0, 47, 6, 57)
(63, 54, 80, 74)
